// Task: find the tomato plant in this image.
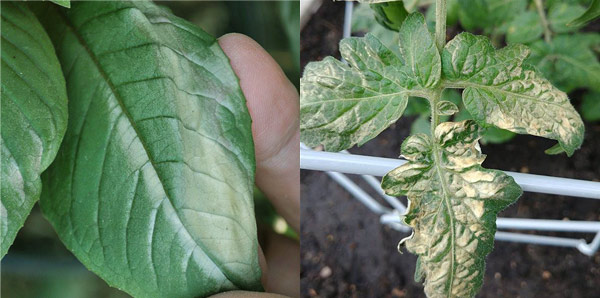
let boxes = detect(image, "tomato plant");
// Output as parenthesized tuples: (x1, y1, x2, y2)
(300, 0, 589, 297)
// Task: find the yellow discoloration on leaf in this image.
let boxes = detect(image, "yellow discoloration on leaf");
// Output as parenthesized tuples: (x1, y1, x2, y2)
(442, 32, 584, 156)
(382, 120, 522, 298)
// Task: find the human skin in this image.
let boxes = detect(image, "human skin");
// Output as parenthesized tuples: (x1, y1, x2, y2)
(213, 34, 300, 297)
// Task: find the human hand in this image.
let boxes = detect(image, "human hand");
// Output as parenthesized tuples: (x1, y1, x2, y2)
(210, 33, 300, 298)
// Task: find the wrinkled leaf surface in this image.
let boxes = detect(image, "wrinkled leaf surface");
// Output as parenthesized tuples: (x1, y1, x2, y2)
(442, 33, 584, 156)
(382, 120, 521, 298)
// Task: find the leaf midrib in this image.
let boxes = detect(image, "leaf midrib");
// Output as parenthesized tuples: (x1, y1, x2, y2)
(56, 8, 234, 284)
(431, 140, 456, 298)
(443, 80, 567, 109)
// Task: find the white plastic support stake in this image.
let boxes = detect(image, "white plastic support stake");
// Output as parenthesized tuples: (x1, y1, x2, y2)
(300, 149, 600, 199)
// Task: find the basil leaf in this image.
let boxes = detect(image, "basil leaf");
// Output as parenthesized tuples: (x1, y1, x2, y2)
(50, 0, 70, 8)
(442, 32, 584, 156)
(527, 34, 600, 93)
(0, 2, 67, 257)
(369, 1, 408, 31)
(567, 0, 600, 27)
(300, 13, 440, 151)
(37, 1, 261, 297)
(382, 120, 521, 298)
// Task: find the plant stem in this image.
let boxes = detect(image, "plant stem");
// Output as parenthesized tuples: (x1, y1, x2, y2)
(435, 0, 447, 51)
(429, 89, 443, 136)
(534, 0, 552, 43)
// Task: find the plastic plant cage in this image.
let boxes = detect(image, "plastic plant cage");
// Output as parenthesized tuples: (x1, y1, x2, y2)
(299, 1, 600, 257)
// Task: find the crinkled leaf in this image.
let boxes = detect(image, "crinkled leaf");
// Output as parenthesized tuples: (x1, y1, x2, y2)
(37, 1, 261, 297)
(369, 1, 408, 31)
(301, 13, 440, 151)
(0, 2, 68, 257)
(506, 11, 542, 44)
(581, 91, 600, 121)
(436, 100, 459, 116)
(549, 3, 586, 33)
(382, 120, 522, 298)
(300, 35, 410, 151)
(567, 0, 600, 27)
(453, 106, 515, 144)
(527, 34, 600, 92)
(442, 32, 584, 156)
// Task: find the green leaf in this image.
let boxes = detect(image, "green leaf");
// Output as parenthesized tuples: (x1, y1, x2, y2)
(0, 2, 68, 257)
(453, 106, 515, 144)
(50, 0, 70, 8)
(436, 100, 458, 116)
(382, 120, 522, 298)
(442, 32, 584, 156)
(527, 34, 600, 92)
(37, 1, 261, 297)
(567, 0, 600, 27)
(399, 13, 441, 89)
(410, 113, 432, 135)
(404, 97, 430, 116)
(352, 3, 400, 56)
(581, 91, 600, 121)
(301, 13, 440, 151)
(548, 3, 586, 33)
(369, 1, 408, 31)
(457, 0, 527, 32)
(506, 11, 543, 44)
(300, 35, 410, 151)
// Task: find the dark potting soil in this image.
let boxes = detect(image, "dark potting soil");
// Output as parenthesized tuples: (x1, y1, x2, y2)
(300, 1, 600, 297)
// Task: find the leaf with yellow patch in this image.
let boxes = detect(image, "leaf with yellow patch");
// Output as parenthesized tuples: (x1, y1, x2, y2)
(442, 33, 584, 156)
(382, 120, 521, 298)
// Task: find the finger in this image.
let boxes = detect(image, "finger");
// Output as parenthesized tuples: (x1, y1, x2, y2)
(262, 230, 300, 297)
(218, 33, 300, 232)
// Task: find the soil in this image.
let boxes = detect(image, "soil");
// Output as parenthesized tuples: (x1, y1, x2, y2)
(300, 2, 600, 297)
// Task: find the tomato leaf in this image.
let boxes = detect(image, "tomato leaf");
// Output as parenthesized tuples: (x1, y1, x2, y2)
(301, 13, 440, 151)
(369, 1, 408, 31)
(527, 34, 600, 93)
(442, 32, 584, 156)
(382, 120, 521, 298)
